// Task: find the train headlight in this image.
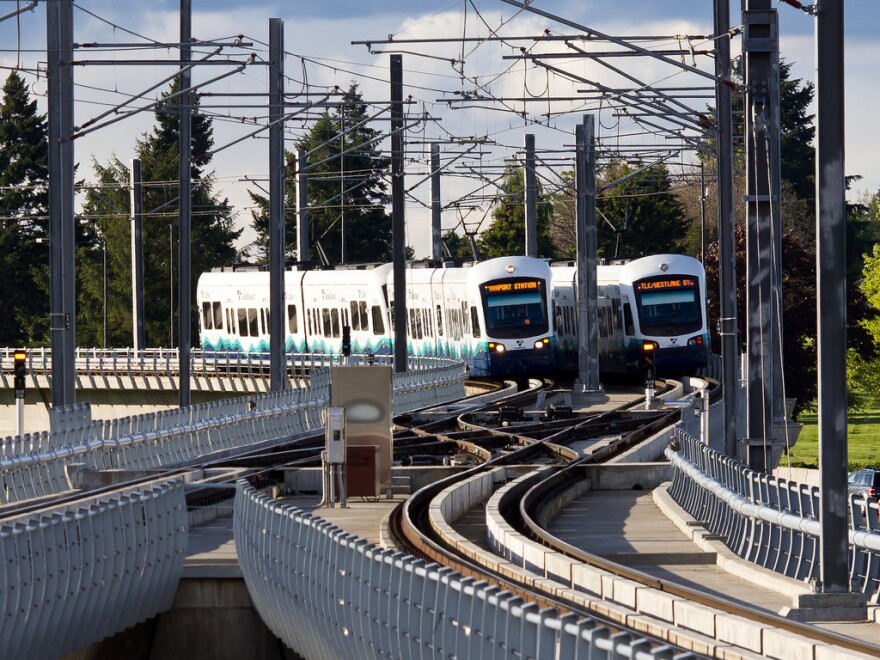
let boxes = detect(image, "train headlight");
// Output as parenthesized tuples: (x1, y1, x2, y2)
(687, 335, 704, 346)
(489, 342, 506, 353)
(534, 338, 550, 349)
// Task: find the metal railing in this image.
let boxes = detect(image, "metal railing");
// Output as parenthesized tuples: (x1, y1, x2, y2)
(0, 358, 466, 506)
(0, 347, 337, 383)
(666, 426, 880, 599)
(0, 479, 187, 659)
(233, 480, 681, 660)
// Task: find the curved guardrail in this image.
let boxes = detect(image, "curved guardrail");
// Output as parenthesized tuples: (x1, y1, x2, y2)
(0, 357, 466, 506)
(0, 479, 187, 659)
(666, 426, 880, 600)
(233, 479, 680, 660)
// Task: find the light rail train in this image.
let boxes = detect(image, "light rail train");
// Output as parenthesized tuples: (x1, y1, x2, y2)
(197, 256, 555, 377)
(197, 253, 709, 378)
(550, 254, 710, 374)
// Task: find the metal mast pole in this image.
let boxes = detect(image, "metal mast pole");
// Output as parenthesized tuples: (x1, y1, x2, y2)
(130, 158, 146, 351)
(815, 0, 849, 597)
(297, 151, 309, 263)
(268, 18, 286, 391)
(742, 1, 780, 470)
(524, 133, 537, 257)
(714, 0, 738, 456)
(574, 116, 600, 394)
(178, 0, 192, 407)
(431, 143, 442, 262)
(47, 0, 76, 406)
(390, 55, 407, 373)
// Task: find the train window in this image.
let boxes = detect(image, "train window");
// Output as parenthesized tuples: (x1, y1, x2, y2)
(436, 305, 443, 337)
(359, 301, 368, 330)
(349, 301, 359, 331)
(249, 308, 259, 337)
(611, 298, 621, 333)
(227, 309, 235, 334)
(331, 308, 340, 338)
(202, 302, 213, 330)
(470, 306, 481, 338)
(212, 302, 223, 330)
(322, 309, 332, 337)
(264, 309, 270, 335)
(287, 305, 298, 334)
(371, 306, 385, 335)
(237, 308, 248, 336)
(623, 303, 635, 336)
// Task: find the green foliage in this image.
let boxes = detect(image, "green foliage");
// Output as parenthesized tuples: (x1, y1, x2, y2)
(81, 78, 240, 347)
(477, 161, 554, 259)
(703, 223, 818, 414)
(0, 71, 50, 345)
(595, 160, 687, 259)
(441, 229, 475, 260)
(249, 84, 392, 266)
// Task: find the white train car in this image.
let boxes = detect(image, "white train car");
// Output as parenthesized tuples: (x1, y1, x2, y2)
(197, 266, 391, 357)
(196, 255, 556, 378)
(551, 254, 709, 374)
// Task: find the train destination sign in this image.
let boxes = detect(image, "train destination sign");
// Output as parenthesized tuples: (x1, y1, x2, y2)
(636, 278, 695, 291)
(482, 280, 541, 294)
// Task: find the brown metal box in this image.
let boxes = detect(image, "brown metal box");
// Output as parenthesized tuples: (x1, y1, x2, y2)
(345, 445, 379, 498)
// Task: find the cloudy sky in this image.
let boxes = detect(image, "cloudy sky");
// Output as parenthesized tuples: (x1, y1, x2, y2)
(1, 0, 876, 258)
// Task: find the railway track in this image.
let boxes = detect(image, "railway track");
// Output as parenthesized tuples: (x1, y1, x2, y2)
(386, 378, 880, 659)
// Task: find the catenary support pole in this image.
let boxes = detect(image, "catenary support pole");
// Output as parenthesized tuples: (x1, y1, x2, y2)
(178, 0, 192, 407)
(390, 55, 407, 373)
(524, 133, 537, 258)
(297, 151, 309, 263)
(268, 18, 286, 391)
(574, 116, 600, 394)
(47, 0, 76, 406)
(742, 1, 780, 470)
(431, 143, 442, 262)
(815, 0, 848, 596)
(130, 158, 146, 351)
(714, 0, 739, 457)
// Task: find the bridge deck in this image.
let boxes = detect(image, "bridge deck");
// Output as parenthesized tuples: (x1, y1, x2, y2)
(549, 487, 880, 646)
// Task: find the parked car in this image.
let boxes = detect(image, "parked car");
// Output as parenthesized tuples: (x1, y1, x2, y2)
(847, 469, 880, 499)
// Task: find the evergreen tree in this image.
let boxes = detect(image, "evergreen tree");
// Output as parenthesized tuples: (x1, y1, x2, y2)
(0, 71, 49, 345)
(249, 84, 392, 266)
(81, 78, 240, 347)
(476, 161, 554, 259)
(595, 160, 687, 259)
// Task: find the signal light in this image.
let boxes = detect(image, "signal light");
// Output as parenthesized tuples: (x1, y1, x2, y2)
(341, 325, 351, 357)
(642, 341, 656, 382)
(13, 351, 26, 393)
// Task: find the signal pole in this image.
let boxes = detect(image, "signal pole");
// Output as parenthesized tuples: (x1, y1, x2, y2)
(14, 351, 26, 437)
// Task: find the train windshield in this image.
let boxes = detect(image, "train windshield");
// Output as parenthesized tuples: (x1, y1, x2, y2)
(479, 278, 549, 339)
(633, 275, 702, 336)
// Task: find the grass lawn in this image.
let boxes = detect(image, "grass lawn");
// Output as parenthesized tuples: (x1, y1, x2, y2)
(784, 409, 880, 470)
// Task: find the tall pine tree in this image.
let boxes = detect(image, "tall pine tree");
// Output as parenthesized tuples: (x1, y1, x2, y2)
(249, 84, 392, 266)
(0, 71, 49, 345)
(477, 160, 554, 259)
(81, 78, 240, 347)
